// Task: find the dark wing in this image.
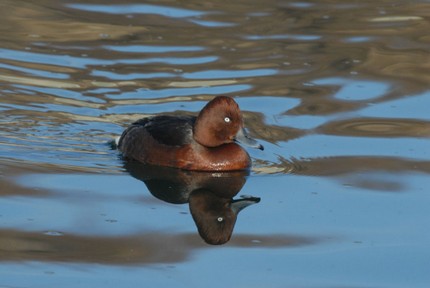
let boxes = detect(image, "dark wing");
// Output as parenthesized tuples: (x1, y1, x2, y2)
(143, 115, 196, 146)
(118, 115, 196, 148)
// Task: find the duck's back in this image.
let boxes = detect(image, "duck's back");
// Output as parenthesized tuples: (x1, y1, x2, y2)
(118, 115, 196, 161)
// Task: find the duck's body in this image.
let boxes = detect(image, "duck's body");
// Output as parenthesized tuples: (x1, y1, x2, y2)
(117, 96, 263, 171)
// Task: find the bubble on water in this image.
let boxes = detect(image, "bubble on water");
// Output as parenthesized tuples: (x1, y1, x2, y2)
(99, 33, 110, 39)
(105, 219, 118, 223)
(43, 231, 64, 236)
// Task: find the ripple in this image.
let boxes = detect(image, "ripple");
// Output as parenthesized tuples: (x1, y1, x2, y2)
(67, 3, 207, 18)
(189, 19, 236, 27)
(0, 119, 121, 170)
(1, 0, 430, 285)
(0, 48, 108, 69)
(0, 63, 69, 79)
(14, 85, 105, 104)
(312, 77, 390, 101)
(281, 134, 430, 161)
(121, 56, 218, 65)
(43, 231, 64, 236)
(0, 74, 80, 89)
(283, 156, 430, 177)
(103, 45, 205, 53)
(91, 70, 175, 80)
(343, 36, 375, 43)
(106, 84, 252, 100)
(236, 96, 301, 126)
(183, 69, 278, 79)
(319, 118, 430, 138)
(0, 48, 217, 70)
(246, 34, 321, 41)
(360, 91, 430, 121)
(369, 16, 423, 22)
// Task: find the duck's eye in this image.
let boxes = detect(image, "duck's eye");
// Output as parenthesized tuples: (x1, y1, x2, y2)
(217, 217, 224, 222)
(224, 117, 231, 123)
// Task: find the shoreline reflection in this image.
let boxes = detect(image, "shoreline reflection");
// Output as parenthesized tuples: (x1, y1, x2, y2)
(124, 161, 260, 245)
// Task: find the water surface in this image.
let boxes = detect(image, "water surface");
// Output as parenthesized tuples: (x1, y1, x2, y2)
(1, 0, 430, 287)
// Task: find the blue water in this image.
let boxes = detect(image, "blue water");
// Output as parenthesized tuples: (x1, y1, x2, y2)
(1, 0, 430, 287)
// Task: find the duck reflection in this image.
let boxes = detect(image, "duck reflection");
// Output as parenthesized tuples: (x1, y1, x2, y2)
(124, 161, 260, 245)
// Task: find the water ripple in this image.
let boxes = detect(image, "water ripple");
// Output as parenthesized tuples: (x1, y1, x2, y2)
(67, 3, 207, 18)
(91, 70, 176, 80)
(103, 45, 205, 53)
(183, 69, 278, 79)
(1, 0, 430, 286)
(107, 85, 252, 100)
(312, 77, 391, 101)
(0, 63, 69, 79)
(0, 48, 107, 69)
(246, 34, 321, 41)
(189, 19, 236, 27)
(0, 48, 217, 69)
(319, 118, 430, 138)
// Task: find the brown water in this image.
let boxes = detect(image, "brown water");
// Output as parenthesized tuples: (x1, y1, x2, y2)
(1, 0, 430, 287)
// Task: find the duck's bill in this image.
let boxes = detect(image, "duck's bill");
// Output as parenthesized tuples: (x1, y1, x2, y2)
(231, 196, 261, 214)
(234, 128, 264, 150)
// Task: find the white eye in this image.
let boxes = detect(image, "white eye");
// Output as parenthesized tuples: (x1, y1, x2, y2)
(217, 217, 224, 222)
(224, 117, 231, 123)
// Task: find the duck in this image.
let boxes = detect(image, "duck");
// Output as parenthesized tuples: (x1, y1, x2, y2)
(116, 95, 263, 171)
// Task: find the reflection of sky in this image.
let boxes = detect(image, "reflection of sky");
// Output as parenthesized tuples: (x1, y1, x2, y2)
(237, 97, 328, 129)
(3, 172, 429, 287)
(67, 4, 235, 27)
(103, 45, 204, 53)
(13, 171, 430, 238)
(107, 85, 252, 103)
(0, 48, 216, 69)
(343, 36, 374, 43)
(0, 48, 94, 69)
(67, 4, 207, 18)
(92, 70, 176, 80)
(189, 19, 235, 27)
(246, 34, 321, 41)
(14, 85, 106, 103)
(313, 77, 391, 101)
(9, 174, 191, 235)
(236, 96, 299, 116)
(68, 4, 235, 28)
(0, 63, 69, 79)
(281, 134, 430, 160)
(182, 69, 278, 79)
(360, 91, 430, 120)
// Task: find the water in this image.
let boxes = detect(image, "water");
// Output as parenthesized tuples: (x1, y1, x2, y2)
(1, 0, 430, 287)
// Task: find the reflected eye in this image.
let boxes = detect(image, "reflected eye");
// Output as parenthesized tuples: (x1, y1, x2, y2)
(217, 217, 224, 222)
(224, 117, 231, 123)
